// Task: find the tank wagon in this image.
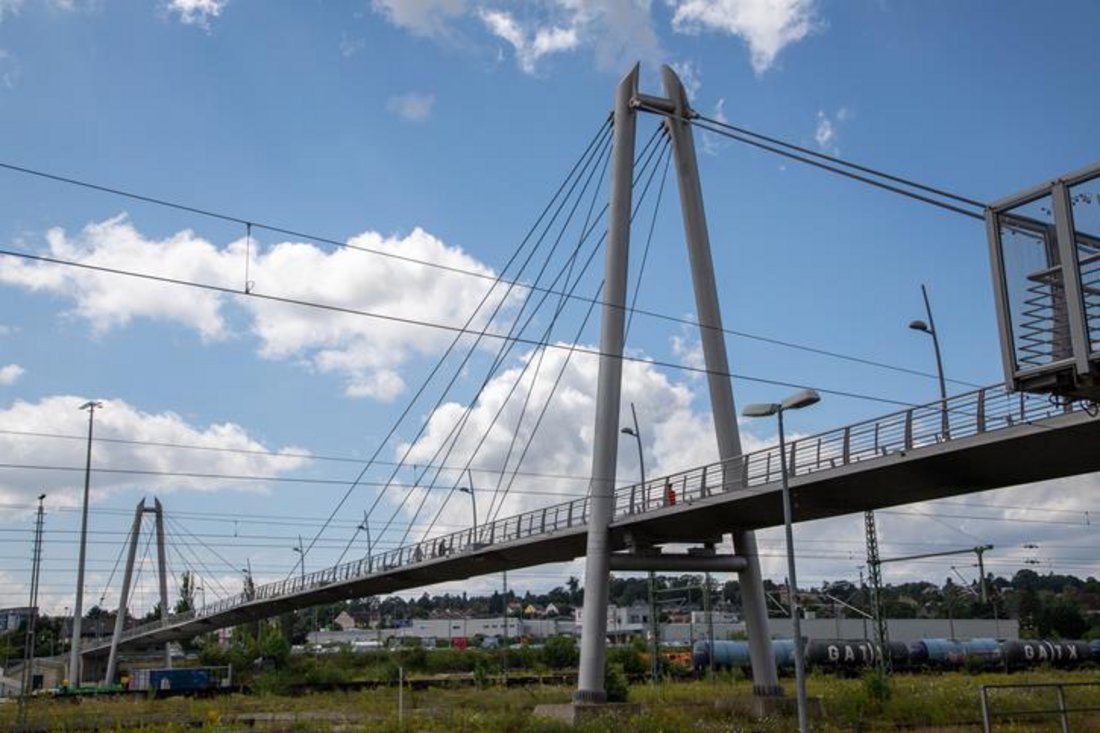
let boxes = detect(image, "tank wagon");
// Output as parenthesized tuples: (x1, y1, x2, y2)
(692, 638, 1099, 675)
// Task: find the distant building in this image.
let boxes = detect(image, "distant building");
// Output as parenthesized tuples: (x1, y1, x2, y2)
(0, 607, 35, 633)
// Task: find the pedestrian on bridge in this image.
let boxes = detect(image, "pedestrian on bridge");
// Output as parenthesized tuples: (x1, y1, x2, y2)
(665, 480, 676, 507)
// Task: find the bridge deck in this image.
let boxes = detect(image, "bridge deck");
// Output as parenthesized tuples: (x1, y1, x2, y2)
(85, 385, 1100, 654)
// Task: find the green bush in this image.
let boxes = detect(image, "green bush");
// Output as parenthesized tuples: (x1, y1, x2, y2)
(542, 636, 579, 669)
(607, 646, 646, 678)
(605, 662, 629, 703)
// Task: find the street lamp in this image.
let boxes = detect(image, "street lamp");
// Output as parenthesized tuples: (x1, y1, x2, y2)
(619, 402, 659, 684)
(458, 468, 478, 542)
(358, 512, 373, 569)
(70, 399, 103, 687)
(908, 283, 949, 439)
(292, 536, 305, 582)
(743, 388, 821, 733)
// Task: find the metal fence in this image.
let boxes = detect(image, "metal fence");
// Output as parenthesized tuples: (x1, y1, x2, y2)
(108, 383, 1090, 645)
(980, 681, 1100, 732)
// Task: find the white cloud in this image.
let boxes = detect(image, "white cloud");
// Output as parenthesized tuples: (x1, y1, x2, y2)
(339, 33, 366, 58)
(166, 0, 227, 28)
(480, 9, 579, 74)
(1, 216, 511, 401)
(702, 97, 728, 155)
(814, 109, 835, 152)
(0, 0, 23, 22)
(0, 48, 20, 90)
(371, 0, 467, 38)
(371, 1, 660, 74)
(0, 395, 310, 510)
(814, 106, 848, 155)
(669, 0, 818, 74)
(393, 341, 716, 537)
(0, 364, 24, 385)
(669, 59, 702, 101)
(386, 92, 436, 122)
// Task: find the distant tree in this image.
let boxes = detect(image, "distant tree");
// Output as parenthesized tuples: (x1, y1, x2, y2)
(175, 571, 195, 614)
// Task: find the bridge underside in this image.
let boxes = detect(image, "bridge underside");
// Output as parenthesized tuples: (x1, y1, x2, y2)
(87, 410, 1100, 655)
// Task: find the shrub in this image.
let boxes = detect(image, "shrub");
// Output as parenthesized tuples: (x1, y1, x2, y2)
(605, 663, 629, 703)
(542, 636, 579, 669)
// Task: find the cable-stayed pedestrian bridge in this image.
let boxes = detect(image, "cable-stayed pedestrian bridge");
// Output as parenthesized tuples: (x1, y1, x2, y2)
(83, 383, 1100, 656)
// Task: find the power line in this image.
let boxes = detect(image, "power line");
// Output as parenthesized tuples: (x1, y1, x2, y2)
(0, 462, 590, 496)
(0, 246, 918, 408)
(0, 155, 982, 389)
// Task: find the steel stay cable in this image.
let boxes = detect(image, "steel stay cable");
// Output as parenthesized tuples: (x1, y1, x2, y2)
(165, 515, 243, 594)
(350, 125, 620, 566)
(169, 537, 230, 602)
(383, 125, 628, 550)
(92, 516, 134, 612)
(164, 517, 234, 598)
(686, 118, 985, 221)
(472, 121, 618, 531)
(289, 121, 615, 577)
(401, 130, 668, 548)
(689, 112, 987, 209)
(479, 136, 672, 526)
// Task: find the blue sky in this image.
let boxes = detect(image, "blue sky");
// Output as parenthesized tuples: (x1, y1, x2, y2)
(1, 0, 1098, 616)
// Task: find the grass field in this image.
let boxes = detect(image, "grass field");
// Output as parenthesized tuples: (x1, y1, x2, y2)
(4, 670, 1100, 731)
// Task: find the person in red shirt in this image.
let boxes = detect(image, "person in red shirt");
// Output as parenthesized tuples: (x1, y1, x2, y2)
(664, 480, 676, 506)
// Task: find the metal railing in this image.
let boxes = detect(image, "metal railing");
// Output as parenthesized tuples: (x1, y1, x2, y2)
(980, 681, 1100, 732)
(105, 383, 1092, 646)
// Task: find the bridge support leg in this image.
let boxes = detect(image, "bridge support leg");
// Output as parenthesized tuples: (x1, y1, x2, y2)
(660, 65, 781, 697)
(106, 499, 145, 684)
(154, 499, 171, 669)
(574, 63, 639, 705)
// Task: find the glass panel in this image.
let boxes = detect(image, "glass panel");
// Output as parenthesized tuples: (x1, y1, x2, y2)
(1068, 173, 1100, 353)
(999, 193, 1068, 372)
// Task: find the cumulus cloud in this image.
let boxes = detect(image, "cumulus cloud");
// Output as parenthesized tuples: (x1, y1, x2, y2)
(0, 395, 310, 509)
(669, 0, 818, 74)
(371, 1, 660, 74)
(386, 92, 436, 122)
(371, 0, 468, 38)
(0, 215, 509, 401)
(166, 0, 227, 28)
(0, 364, 24, 385)
(480, 9, 579, 74)
(386, 340, 777, 544)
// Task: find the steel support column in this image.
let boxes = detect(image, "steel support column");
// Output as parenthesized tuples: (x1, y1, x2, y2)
(154, 499, 171, 669)
(574, 63, 639, 705)
(659, 64, 781, 697)
(105, 499, 145, 684)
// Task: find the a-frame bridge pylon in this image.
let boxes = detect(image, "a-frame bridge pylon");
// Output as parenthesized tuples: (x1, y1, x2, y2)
(574, 64, 781, 704)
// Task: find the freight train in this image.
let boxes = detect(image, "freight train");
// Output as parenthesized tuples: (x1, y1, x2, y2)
(693, 638, 1100, 675)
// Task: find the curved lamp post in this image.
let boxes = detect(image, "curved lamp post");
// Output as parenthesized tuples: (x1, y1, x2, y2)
(743, 388, 821, 733)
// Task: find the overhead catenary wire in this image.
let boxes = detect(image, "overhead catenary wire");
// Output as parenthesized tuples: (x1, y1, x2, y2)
(0, 149, 986, 391)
